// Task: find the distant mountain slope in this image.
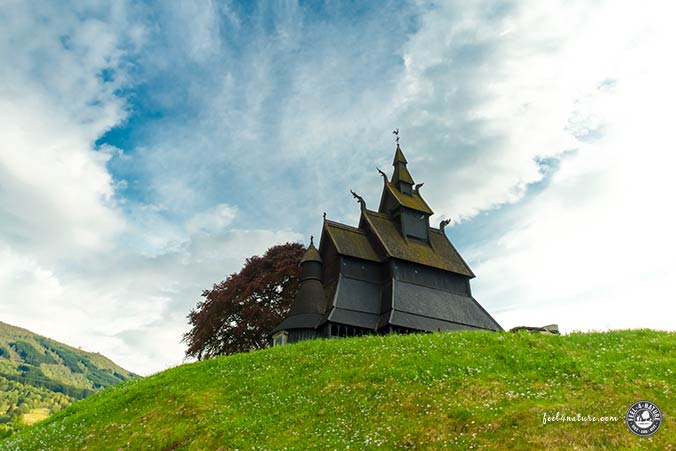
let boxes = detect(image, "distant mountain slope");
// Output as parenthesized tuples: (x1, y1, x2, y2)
(0, 321, 137, 438)
(2, 330, 675, 450)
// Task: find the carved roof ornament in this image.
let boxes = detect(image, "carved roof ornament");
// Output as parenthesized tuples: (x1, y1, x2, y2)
(350, 189, 366, 210)
(377, 167, 389, 184)
(439, 218, 451, 232)
(414, 182, 424, 194)
(323, 212, 327, 220)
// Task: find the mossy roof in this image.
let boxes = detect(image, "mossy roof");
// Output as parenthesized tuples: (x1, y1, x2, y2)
(384, 182, 434, 215)
(323, 221, 381, 262)
(300, 242, 323, 264)
(362, 210, 474, 277)
(392, 145, 408, 164)
(391, 164, 414, 185)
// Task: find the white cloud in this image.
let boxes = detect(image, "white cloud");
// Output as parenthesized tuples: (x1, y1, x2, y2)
(468, 0, 676, 332)
(0, 2, 133, 260)
(393, 1, 589, 222)
(186, 204, 238, 234)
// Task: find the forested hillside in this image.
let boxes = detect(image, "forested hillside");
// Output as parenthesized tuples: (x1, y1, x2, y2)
(0, 322, 136, 438)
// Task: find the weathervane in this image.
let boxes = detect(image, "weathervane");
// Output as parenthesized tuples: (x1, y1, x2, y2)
(392, 128, 400, 145)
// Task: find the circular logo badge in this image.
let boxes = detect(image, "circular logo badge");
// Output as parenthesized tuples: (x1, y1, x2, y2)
(626, 400, 662, 436)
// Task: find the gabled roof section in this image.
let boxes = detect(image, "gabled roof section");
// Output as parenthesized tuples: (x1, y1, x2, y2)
(382, 182, 434, 215)
(361, 210, 474, 277)
(322, 220, 381, 262)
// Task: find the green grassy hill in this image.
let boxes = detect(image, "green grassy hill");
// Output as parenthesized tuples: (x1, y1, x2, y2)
(1, 329, 675, 450)
(0, 321, 137, 438)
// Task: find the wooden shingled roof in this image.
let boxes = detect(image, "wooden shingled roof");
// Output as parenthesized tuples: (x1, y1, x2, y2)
(362, 210, 475, 277)
(383, 182, 434, 214)
(322, 212, 474, 277)
(322, 220, 381, 262)
(391, 145, 414, 185)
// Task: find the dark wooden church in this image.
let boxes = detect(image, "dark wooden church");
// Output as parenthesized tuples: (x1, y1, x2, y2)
(271, 141, 502, 346)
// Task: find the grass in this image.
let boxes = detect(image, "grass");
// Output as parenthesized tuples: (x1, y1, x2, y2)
(1, 329, 675, 450)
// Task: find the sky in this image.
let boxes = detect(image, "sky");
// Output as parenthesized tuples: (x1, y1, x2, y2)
(1, 0, 675, 375)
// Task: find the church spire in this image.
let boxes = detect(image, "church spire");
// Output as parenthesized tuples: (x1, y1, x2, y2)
(393, 144, 407, 165)
(391, 144, 414, 195)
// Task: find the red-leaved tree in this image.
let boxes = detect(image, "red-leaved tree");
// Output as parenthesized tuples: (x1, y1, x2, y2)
(183, 242, 304, 359)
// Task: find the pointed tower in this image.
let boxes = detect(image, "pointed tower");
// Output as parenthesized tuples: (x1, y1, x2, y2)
(378, 144, 434, 242)
(391, 144, 414, 195)
(270, 237, 326, 345)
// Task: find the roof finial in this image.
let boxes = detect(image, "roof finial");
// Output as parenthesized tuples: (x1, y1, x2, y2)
(439, 218, 451, 232)
(392, 128, 400, 145)
(377, 167, 388, 184)
(323, 212, 327, 220)
(350, 189, 366, 210)
(310, 235, 314, 246)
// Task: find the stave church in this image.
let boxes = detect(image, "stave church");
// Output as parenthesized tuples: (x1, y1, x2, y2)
(271, 138, 502, 345)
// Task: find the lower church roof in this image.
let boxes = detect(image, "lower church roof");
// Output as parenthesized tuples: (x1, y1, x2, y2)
(323, 220, 381, 262)
(271, 313, 323, 334)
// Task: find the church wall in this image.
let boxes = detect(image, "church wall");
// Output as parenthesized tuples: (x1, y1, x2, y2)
(332, 256, 385, 315)
(288, 329, 318, 344)
(379, 279, 394, 318)
(339, 256, 384, 282)
(391, 259, 470, 296)
(320, 238, 340, 287)
(389, 310, 484, 332)
(334, 277, 382, 314)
